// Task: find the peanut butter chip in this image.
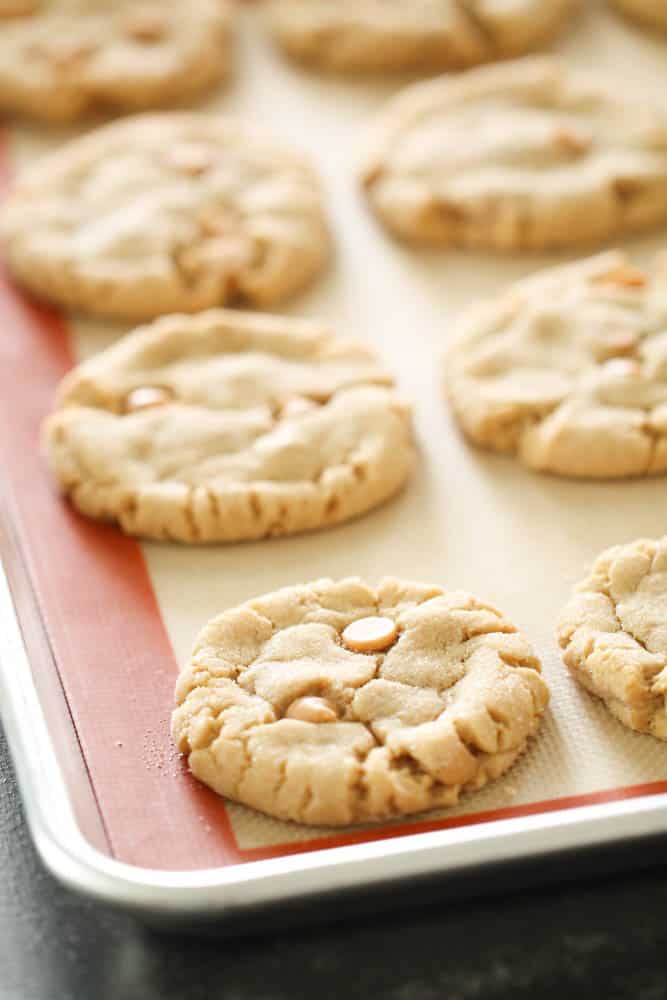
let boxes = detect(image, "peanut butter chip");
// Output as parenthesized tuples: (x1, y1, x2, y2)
(342, 616, 398, 653)
(123, 8, 166, 43)
(593, 266, 647, 289)
(553, 127, 589, 156)
(285, 696, 338, 724)
(603, 330, 638, 356)
(164, 144, 212, 176)
(603, 358, 642, 378)
(124, 386, 172, 413)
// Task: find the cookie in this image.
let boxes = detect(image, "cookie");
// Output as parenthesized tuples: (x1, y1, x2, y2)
(43, 310, 414, 543)
(1, 114, 330, 320)
(360, 57, 667, 250)
(558, 536, 667, 740)
(0, 1, 233, 123)
(266, 1, 575, 74)
(611, 0, 667, 31)
(172, 577, 549, 825)
(445, 251, 667, 479)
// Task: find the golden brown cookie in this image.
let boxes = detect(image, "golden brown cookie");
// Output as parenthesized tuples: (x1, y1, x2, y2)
(172, 577, 549, 825)
(0, 0, 233, 123)
(361, 58, 667, 250)
(558, 536, 667, 739)
(1, 114, 330, 320)
(44, 310, 414, 543)
(445, 251, 667, 479)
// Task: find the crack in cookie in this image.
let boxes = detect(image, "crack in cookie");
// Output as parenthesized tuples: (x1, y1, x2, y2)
(172, 578, 549, 825)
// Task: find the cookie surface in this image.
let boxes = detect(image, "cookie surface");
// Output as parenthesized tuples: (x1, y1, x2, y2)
(558, 537, 667, 739)
(611, 0, 667, 31)
(0, 1, 233, 123)
(266, 0, 575, 73)
(1, 114, 330, 320)
(445, 251, 667, 479)
(361, 58, 667, 250)
(172, 577, 549, 825)
(44, 310, 414, 543)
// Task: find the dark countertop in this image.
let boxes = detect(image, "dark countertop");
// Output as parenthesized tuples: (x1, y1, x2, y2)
(2, 721, 667, 1000)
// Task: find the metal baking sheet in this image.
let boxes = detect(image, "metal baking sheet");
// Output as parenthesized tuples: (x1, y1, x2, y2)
(2, 1, 667, 919)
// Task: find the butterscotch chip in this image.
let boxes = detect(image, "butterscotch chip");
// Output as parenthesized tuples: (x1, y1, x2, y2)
(0, 1, 234, 123)
(558, 535, 667, 739)
(593, 266, 647, 288)
(124, 385, 172, 413)
(122, 7, 167, 42)
(285, 696, 338, 723)
(444, 250, 667, 480)
(361, 58, 667, 250)
(553, 127, 590, 156)
(266, 0, 574, 73)
(342, 616, 398, 653)
(1, 114, 330, 320)
(171, 577, 549, 825)
(43, 310, 413, 544)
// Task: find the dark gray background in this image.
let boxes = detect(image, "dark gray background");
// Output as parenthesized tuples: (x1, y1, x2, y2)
(2, 723, 666, 1000)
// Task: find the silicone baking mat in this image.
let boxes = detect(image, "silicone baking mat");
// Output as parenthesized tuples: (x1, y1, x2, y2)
(3, 1, 667, 871)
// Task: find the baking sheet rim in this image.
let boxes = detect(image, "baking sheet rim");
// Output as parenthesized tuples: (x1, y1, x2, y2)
(3, 553, 667, 917)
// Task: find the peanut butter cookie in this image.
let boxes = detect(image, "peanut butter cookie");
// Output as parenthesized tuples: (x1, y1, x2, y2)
(1, 113, 330, 320)
(44, 310, 414, 542)
(445, 251, 667, 479)
(172, 577, 549, 825)
(0, 0, 233, 123)
(266, 0, 575, 74)
(558, 536, 667, 739)
(361, 58, 667, 250)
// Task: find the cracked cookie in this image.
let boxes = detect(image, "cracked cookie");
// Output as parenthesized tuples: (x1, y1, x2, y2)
(172, 577, 549, 825)
(0, 0, 233, 123)
(265, 0, 575, 74)
(1, 113, 330, 320)
(558, 536, 667, 739)
(611, 0, 667, 31)
(360, 57, 667, 249)
(445, 251, 667, 479)
(43, 310, 414, 543)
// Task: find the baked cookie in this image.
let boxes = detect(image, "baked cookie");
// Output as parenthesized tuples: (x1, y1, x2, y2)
(611, 0, 667, 31)
(1, 114, 330, 321)
(172, 577, 549, 825)
(43, 310, 414, 543)
(361, 58, 667, 250)
(266, 0, 575, 74)
(445, 251, 667, 479)
(0, 1, 233, 124)
(558, 536, 667, 739)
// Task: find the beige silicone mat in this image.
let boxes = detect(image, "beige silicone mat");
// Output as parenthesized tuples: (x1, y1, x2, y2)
(8, 0, 667, 856)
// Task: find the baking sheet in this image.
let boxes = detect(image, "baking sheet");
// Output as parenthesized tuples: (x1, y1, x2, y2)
(3, 0, 667, 872)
